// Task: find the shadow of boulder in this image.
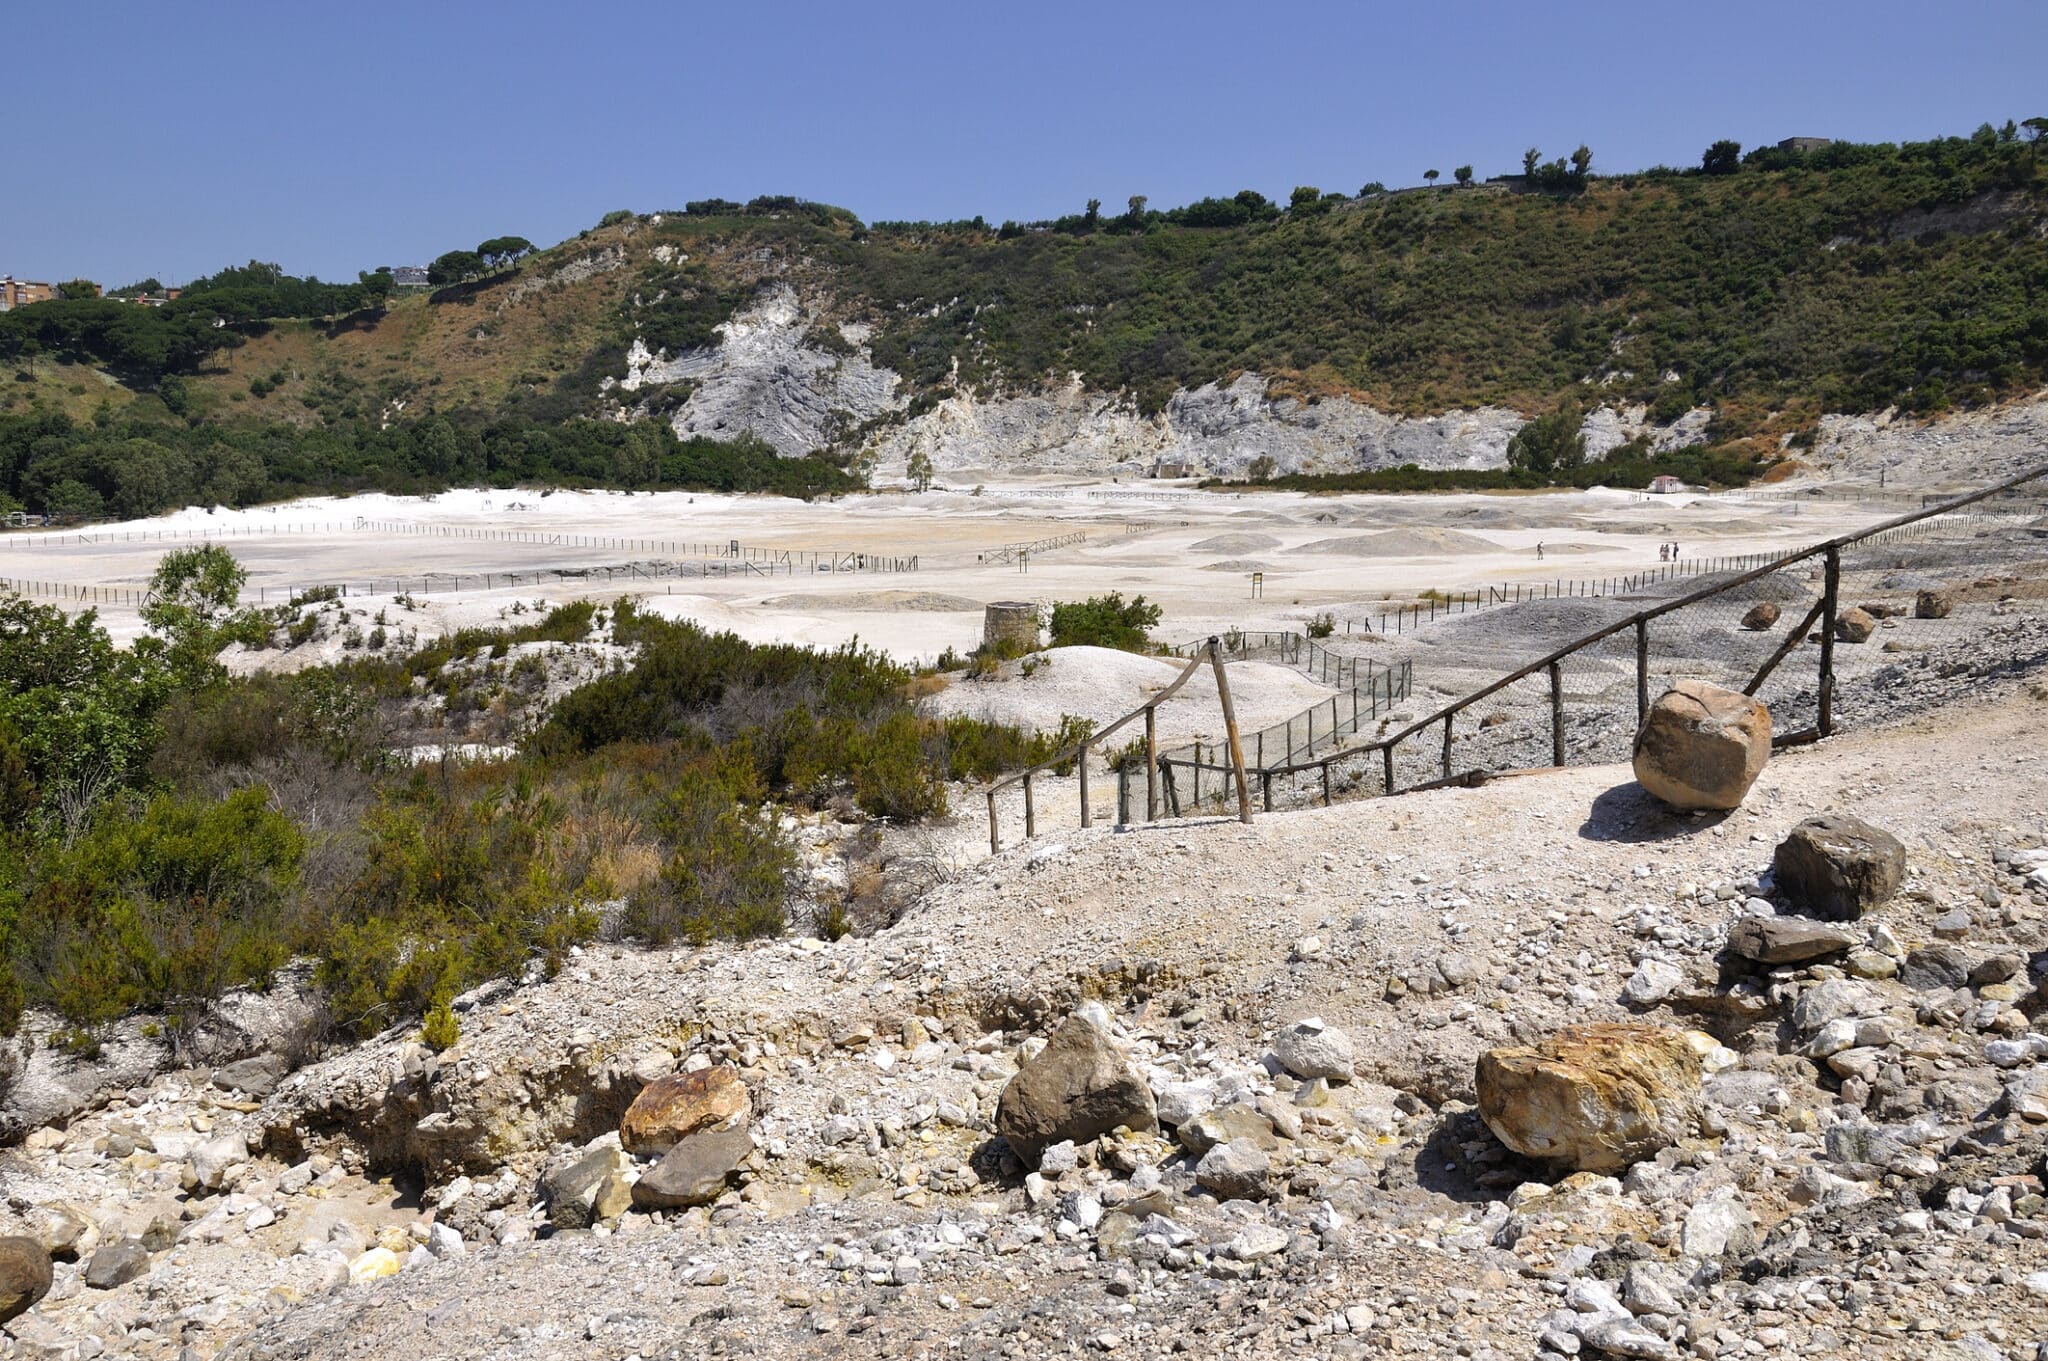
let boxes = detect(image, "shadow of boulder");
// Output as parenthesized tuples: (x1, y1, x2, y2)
(1578, 781, 1731, 844)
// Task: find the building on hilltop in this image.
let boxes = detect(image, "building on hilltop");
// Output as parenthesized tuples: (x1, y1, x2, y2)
(0, 277, 54, 310)
(388, 266, 431, 287)
(1777, 137, 1833, 153)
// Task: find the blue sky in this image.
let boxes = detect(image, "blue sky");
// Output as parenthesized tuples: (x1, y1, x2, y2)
(9, 0, 2045, 285)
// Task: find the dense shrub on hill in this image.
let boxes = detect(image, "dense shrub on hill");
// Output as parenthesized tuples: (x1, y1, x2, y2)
(648, 128, 2047, 420)
(1047, 593, 1162, 652)
(0, 568, 1062, 1040)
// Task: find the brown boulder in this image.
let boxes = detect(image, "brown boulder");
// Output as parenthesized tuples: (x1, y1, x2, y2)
(995, 1012, 1157, 1167)
(1477, 1023, 1718, 1172)
(0, 1236, 51, 1323)
(1914, 589, 1953, 619)
(1772, 814, 1906, 920)
(1834, 607, 1876, 643)
(1631, 680, 1772, 811)
(1739, 602, 1780, 631)
(619, 1064, 749, 1155)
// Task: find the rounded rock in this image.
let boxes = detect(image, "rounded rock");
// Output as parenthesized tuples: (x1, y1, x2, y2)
(1631, 681, 1771, 812)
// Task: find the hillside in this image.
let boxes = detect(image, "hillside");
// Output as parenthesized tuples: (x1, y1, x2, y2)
(4, 127, 2047, 514)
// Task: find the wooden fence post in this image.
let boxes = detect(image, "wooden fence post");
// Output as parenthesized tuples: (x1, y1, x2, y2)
(986, 791, 998, 855)
(1819, 545, 1840, 736)
(1145, 706, 1157, 821)
(1635, 618, 1649, 721)
(1441, 712, 1454, 780)
(1207, 638, 1255, 825)
(1077, 744, 1090, 829)
(1023, 773, 1035, 839)
(1549, 661, 1566, 766)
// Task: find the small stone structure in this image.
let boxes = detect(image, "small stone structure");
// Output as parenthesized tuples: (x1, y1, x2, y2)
(983, 601, 1039, 654)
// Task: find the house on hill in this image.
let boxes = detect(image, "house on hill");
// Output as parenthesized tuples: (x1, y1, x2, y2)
(1777, 137, 1833, 154)
(1648, 474, 1686, 495)
(0, 277, 53, 310)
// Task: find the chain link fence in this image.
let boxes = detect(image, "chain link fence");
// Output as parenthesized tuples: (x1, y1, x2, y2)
(1212, 468, 2048, 813)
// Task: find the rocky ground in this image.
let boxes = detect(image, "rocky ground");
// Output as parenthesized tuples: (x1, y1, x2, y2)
(2, 658, 2046, 1358)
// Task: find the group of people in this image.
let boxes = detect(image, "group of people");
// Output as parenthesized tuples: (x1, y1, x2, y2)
(1659, 542, 1682, 562)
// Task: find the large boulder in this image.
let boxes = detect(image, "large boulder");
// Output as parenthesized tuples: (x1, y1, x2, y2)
(1194, 1138, 1274, 1201)
(211, 1054, 289, 1098)
(1176, 1102, 1280, 1157)
(1631, 681, 1771, 811)
(182, 1133, 249, 1192)
(995, 1011, 1157, 1167)
(0, 1237, 51, 1323)
(1740, 602, 1780, 631)
(1726, 916, 1857, 965)
(1476, 1023, 1720, 1173)
(1271, 1017, 1354, 1081)
(540, 1146, 634, 1231)
(619, 1064, 750, 1155)
(630, 1128, 752, 1210)
(83, 1240, 150, 1290)
(1834, 607, 1876, 643)
(1913, 589, 1954, 619)
(1772, 815, 1906, 920)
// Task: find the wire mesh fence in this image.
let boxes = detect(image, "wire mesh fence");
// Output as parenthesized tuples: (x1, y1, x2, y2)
(1181, 467, 2048, 815)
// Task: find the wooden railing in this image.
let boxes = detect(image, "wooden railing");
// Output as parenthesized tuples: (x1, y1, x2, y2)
(1267, 461, 2048, 804)
(981, 636, 1252, 852)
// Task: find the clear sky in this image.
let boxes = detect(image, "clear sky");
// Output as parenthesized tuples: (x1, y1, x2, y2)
(10, 0, 2045, 286)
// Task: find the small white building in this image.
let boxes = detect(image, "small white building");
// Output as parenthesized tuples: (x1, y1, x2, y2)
(1648, 475, 1686, 495)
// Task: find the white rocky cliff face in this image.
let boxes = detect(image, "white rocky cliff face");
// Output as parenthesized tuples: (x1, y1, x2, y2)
(613, 281, 2048, 483)
(617, 284, 905, 458)
(611, 282, 1746, 477)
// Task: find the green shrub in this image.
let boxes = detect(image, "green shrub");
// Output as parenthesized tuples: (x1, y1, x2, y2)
(849, 711, 945, 821)
(1047, 593, 1162, 652)
(627, 753, 795, 943)
(12, 787, 304, 1029)
(421, 1001, 460, 1052)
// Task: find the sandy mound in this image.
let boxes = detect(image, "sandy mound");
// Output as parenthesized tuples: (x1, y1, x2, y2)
(1200, 559, 1272, 572)
(1189, 532, 1282, 554)
(922, 646, 1335, 744)
(759, 590, 984, 612)
(1291, 528, 1499, 557)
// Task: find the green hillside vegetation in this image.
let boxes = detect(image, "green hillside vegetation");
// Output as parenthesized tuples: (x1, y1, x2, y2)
(0, 410, 856, 521)
(2, 122, 2045, 519)
(0, 547, 1067, 1043)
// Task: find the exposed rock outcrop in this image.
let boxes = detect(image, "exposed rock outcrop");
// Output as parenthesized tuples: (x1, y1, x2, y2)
(619, 284, 904, 458)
